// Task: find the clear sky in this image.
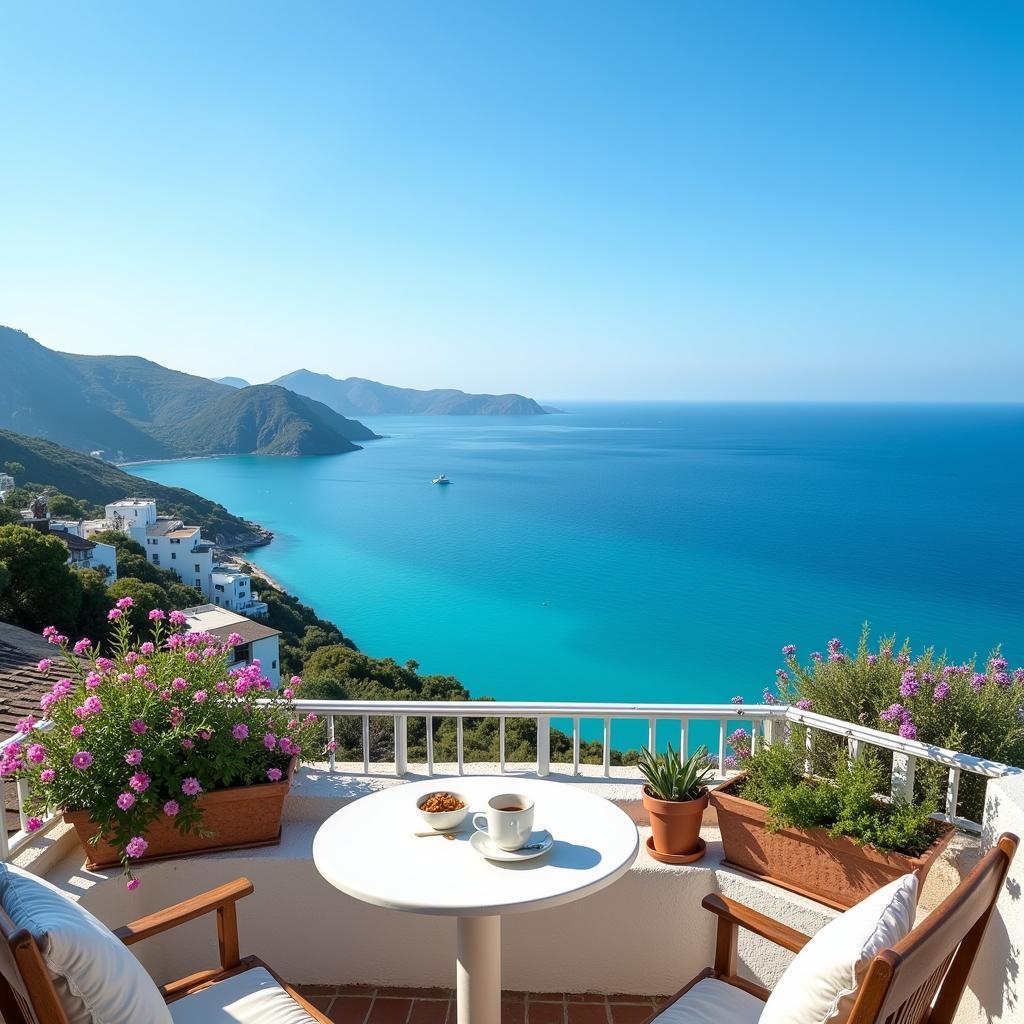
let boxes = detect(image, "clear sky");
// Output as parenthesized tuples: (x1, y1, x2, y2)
(1, 2, 1021, 400)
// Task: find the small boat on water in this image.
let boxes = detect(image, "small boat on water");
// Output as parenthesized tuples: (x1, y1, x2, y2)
(432, 473, 452, 485)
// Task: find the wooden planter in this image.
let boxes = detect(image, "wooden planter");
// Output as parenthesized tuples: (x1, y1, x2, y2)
(710, 775, 955, 910)
(64, 758, 297, 870)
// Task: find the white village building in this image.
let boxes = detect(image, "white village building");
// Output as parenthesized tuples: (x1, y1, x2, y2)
(210, 565, 269, 617)
(182, 604, 282, 687)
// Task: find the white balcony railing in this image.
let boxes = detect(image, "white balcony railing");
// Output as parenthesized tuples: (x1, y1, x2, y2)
(3, 701, 1020, 862)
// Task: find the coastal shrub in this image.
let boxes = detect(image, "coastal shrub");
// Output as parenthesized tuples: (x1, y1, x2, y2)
(7, 599, 323, 888)
(739, 741, 942, 856)
(770, 625, 1024, 821)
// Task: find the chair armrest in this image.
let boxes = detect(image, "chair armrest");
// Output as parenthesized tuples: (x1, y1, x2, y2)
(702, 893, 812, 978)
(114, 877, 254, 947)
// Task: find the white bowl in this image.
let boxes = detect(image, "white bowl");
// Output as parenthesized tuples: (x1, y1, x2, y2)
(416, 791, 469, 831)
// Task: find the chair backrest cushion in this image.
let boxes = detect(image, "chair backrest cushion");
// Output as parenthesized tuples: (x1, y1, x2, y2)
(759, 872, 918, 1024)
(0, 863, 172, 1024)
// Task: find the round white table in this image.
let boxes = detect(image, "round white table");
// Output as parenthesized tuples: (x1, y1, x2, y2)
(313, 776, 639, 1024)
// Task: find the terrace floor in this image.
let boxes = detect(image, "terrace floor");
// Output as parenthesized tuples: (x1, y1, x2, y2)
(292, 986, 669, 1024)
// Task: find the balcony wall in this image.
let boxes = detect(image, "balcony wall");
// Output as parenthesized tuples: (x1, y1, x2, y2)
(24, 762, 1001, 1017)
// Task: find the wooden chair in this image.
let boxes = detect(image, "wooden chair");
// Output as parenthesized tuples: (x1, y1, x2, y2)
(0, 877, 331, 1024)
(645, 832, 1018, 1024)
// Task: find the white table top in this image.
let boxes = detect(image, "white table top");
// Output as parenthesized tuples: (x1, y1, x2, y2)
(313, 776, 640, 917)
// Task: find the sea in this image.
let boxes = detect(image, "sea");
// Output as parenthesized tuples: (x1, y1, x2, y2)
(130, 402, 1024, 751)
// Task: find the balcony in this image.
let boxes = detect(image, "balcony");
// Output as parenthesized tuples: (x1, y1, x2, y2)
(4, 702, 1022, 1023)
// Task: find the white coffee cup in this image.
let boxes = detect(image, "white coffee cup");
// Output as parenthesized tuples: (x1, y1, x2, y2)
(473, 793, 535, 850)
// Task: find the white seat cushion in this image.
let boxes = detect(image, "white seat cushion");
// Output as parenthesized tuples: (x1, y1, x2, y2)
(168, 967, 321, 1024)
(760, 873, 918, 1024)
(0, 862, 172, 1024)
(653, 978, 764, 1024)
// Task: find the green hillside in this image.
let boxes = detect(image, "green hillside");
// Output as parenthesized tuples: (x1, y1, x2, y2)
(0, 429, 267, 547)
(1, 326, 379, 459)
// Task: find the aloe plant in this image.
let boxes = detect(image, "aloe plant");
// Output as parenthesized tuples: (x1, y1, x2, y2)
(638, 743, 715, 802)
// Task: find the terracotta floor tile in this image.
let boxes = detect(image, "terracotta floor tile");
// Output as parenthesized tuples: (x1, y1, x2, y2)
(503, 999, 527, 1024)
(367, 997, 414, 1024)
(408, 999, 451, 1024)
(608, 1004, 654, 1024)
(528, 1002, 566, 1024)
(567, 1003, 610, 1024)
(307, 996, 335, 1012)
(329, 996, 374, 1024)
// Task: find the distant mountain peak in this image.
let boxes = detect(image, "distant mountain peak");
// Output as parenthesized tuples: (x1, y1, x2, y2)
(214, 376, 250, 389)
(270, 369, 550, 417)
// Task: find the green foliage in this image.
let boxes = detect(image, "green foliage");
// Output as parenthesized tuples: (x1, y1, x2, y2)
(0, 525, 82, 633)
(1, 486, 32, 510)
(15, 610, 323, 886)
(3, 461, 24, 477)
(638, 742, 714, 801)
(0, 506, 21, 527)
(739, 742, 942, 856)
(772, 624, 1024, 819)
(0, 559, 9, 597)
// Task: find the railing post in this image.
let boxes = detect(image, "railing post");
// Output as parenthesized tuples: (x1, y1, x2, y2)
(362, 716, 370, 775)
(16, 780, 30, 832)
(847, 736, 861, 767)
(426, 715, 435, 776)
(327, 716, 336, 773)
(679, 718, 687, 758)
(763, 716, 778, 745)
(499, 716, 506, 774)
(648, 718, 656, 754)
(891, 752, 916, 803)
(603, 718, 611, 777)
(394, 716, 408, 777)
(718, 720, 727, 776)
(945, 767, 960, 821)
(0, 803, 9, 861)
(536, 716, 550, 777)
(572, 717, 581, 776)
(457, 718, 465, 775)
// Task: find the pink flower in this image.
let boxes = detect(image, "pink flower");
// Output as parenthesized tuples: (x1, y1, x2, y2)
(116, 596, 134, 610)
(163, 800, 180, 816)
(37, 659, 53, 673)
(185, 651, 200, 663)
(40, 769, 55, 783)
(96, 657, 114, 672)
(116, 792, 136, 811)
(124, 652, 138, 664)
(267, 767, 283, 782)
(227, 632, 244, 646)
(124, 836, 148, 858)
(126, 878, 140, 891)
(70, 725, 85, 738)
(197, 729, 211, 741)
(181, 777, 202, 797)
(290, 675, 301, 688)
(26, 817, 43, 832)
(193, 690, 207, 704)
(26, 743, 46, 764)
(282, 688, 294, 700)
(169, 610, 188, 626)
(796, 697, 813, 711)
(42, 626, 59, 639)
(140, 641, 155, 655)
(263, 732, 277, 750)
(85, 672, 102, 689)
(781, 645, 796, 657)
(129, 772, 150, 793)
(72, 751, 93, 769)
(134, 664, 148, 678)
(130, 719, 147, 735)
(215, 682, 228, 693)
(16, 715, 37, 734)
(72, 638, 91, 656)
(107, 608, 123, 621)
(117, 673, 131, 683)
(39, 693, 57, 712)
(83, 695, 102, 715)
(172, 677, 187, 691)
(231, 723, 249, 741)
(181, 738, 194, 750)
(125, 748, 143, 766)
(148, 608, 165, 621)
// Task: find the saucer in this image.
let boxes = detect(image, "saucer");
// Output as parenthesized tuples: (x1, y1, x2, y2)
(470, 829, 553, 862)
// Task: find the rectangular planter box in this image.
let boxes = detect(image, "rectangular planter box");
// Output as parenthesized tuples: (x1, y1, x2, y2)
(710, 774, 955, 910)
(64, 759, 296, 870)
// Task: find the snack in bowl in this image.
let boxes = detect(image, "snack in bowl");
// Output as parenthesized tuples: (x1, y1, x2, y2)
(417, 791, 469, 831)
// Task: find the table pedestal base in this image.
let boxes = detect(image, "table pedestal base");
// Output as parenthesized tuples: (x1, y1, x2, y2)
(456, 915, 501, 1024)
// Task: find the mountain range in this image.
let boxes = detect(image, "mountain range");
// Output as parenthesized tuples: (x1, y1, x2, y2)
(1, 327, 379, 460)
(268, 369, 550, 416)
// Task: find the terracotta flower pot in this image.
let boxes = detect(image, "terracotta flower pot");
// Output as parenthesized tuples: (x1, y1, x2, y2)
(64, 757, 297, 870)
(642, 786, 709, 864)
(710, 774, 955, 909)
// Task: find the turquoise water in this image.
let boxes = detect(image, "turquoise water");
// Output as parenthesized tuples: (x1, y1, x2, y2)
(130, 403, 1024, 748)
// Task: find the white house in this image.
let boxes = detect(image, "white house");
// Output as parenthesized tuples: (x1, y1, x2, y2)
(104, 498, 158, 533)
(182, 604, 282, 687)
(0, 473, 14, 500)
(48, 520, 118, 580)
(210, 565, 269, 617)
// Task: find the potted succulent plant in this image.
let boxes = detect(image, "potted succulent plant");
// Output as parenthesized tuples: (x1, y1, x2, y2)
(5, 597, 324, 890)
(638, 743, 714, 864)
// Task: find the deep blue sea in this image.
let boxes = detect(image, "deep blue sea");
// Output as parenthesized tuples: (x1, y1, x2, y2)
(130, 403, 1024, 749)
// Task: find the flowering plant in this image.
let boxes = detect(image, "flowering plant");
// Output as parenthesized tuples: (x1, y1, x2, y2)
(767, 625, 1024, 820)
(4, 597, 322, 888)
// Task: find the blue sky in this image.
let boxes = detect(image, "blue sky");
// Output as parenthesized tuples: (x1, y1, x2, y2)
(1, 2, 1021, 400)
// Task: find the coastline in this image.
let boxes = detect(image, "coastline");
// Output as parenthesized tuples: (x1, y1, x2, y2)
(220, 551, 289, 595)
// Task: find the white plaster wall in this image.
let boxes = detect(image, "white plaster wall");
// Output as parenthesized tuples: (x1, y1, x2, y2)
(252, 636, 281, 686)
(955, 772, 1024, 1024)
(39, 767, 838, 996)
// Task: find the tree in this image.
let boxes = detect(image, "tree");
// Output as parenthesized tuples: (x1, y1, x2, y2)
(1, 487, 32, 510)
(0, 559, 9, 598)
(0, 506, 22, 527)
(76, 568, 115, 642)
(0, 525, 82, 633)
(3, 462, 24, 478)
(106, 578, 169, 632)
